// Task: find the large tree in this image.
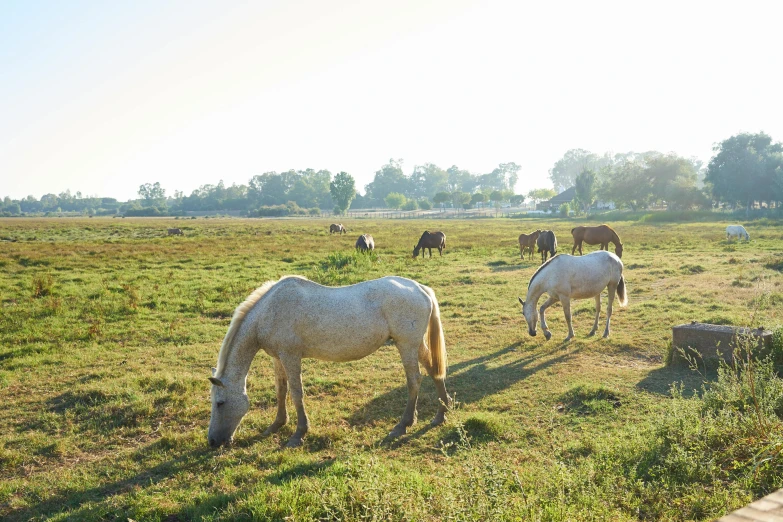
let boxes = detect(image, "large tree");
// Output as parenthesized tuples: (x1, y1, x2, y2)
(330, 171, 356, 214)
(549, 149, 611, 192)
(573, 169, 597, 213)
(705, 132, 783, 214)
(384, 192, 406, 209)
(365, 159, 412, 203)
(138, 182, 166, 208)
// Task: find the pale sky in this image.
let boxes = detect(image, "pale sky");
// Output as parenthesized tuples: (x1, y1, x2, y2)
(2, 0, 782, 201)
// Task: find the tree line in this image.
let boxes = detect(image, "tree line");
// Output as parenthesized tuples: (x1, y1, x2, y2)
(2, 132, 781, 217)
(550, 132, 783, 215)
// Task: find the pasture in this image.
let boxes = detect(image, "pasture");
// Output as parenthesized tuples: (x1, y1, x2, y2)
(1, 217, 783, 521)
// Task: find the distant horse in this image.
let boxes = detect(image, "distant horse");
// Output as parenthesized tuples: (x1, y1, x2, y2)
(518, 230, 541, 260)
(207, 275, 450, 448)
(413, 231, 446, 258)
(726, 225, 750, 241)
(329, 223, 347, 235)
(571, 224, 623, 258)
(167, 228, 183, 236)
(355, 234, 375, 252)
(518, 250, 628, 342)
(536, 230, 557, 264)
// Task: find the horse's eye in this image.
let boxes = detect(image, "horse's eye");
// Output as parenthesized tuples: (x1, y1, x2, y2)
(217, 401, 225, 407)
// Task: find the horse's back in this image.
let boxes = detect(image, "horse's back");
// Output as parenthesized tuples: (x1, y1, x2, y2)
(254, 276, 433, 361)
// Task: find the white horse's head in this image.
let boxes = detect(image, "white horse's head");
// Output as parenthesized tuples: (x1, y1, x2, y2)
(208, 368, 249, 447)
(518, 296, 537, 336)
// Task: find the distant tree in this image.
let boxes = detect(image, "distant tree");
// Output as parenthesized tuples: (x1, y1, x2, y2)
(138, 182, 166, 208)
(490, 190, 505, 204)
(706, 132, 783, 215)
(510, 194, 525, 206)
(366, 159, 412, 203)
(384, 192, 406, 209)
(574, 169, 597, 213)
(418, 199, 432, 210)
(330, 171, 356, 214)
(433, 192, 451, 206)
(527, 188, 557, 201)
(410, 163, 449, 199)
(549, 149, 611, 192)
(8, 202, 21, 215)
(401, 199, 418, 211)
(471, 192, 487, 207)
(559, 203, 570, 217)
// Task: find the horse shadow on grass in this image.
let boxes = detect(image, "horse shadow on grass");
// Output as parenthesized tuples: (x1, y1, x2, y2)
(635, 361, 713, 399)
(347, 340, 581, 445)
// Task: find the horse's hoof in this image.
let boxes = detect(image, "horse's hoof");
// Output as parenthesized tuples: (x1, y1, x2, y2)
(587, 330, 596, 337)
(564, 336, 573, 343)
(388, 425, 407, 438)
(603, 332, 610, 338)
(431, 413, 446, 426)
(285, 437, 303, 448)
(544, 331, 552, 341)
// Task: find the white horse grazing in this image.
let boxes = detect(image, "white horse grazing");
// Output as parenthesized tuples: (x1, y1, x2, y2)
(208, 275, 450, 448)
(518, 250, 628, 342)
(726, 225, 750, 241)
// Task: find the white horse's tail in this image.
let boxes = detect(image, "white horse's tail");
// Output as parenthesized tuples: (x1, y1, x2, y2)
(617, 276, 628, 307)
(421, 286, 447, 379)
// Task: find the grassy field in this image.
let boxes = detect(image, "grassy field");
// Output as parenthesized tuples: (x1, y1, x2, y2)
(2, 216, 783, 521)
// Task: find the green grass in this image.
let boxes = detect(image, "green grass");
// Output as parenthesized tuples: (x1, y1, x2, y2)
(1, 216, 783, 520)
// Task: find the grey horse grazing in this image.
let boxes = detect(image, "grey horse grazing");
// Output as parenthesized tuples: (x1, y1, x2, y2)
(355, 234, 374, 252)
(413, 231, 446, 258)
(167, 228, 183, 236)
(207, 275, 450, 448)
(518, 250, 628, 342)
(536, 230, 557, 264)
(329, 223, 347, 235)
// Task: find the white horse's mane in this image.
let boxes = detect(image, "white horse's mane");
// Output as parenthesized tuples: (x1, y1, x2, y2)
(215, 275, 307, 375)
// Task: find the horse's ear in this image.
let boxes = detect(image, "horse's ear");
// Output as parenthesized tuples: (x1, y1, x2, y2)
(518, 297, 524, 306)
(211, 367, 217, 377)
(208, 377, 225, 387)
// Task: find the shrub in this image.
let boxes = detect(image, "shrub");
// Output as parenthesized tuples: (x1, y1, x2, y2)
(401, 200, 418, 211)
(559, 203, 570, 217)
(418, 199, 432, 210)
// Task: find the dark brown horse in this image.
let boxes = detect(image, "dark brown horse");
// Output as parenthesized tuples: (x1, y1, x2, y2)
(330, 223, 347, 235)
(355, 234, 374, 252)
(571, 224, 623, 258)
(413, 231, 446, 258)
(518, 230, 541, 260)
(536, 230, 557, 264)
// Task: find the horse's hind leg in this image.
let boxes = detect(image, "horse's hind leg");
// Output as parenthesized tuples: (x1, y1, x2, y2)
(279, 355, 309, 448)
(588, 294, 601, 336)
(418, 343, 450, 426)
(389, 343, 423, 438)
(604, 285, 617, 338)
(263, 358, 289, 436)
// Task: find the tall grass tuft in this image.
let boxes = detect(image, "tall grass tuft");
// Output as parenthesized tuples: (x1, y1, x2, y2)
(31, 273, 54, 298)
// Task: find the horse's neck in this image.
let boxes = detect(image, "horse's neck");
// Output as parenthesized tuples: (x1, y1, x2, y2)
(526, 273, 549, 304)
(609, 230, 620, 245)
(221, 328, 259, 389)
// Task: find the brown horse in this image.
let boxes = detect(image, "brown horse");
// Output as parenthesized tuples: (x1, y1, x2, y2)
(329, 223, 347, 235)
(536, 230, 557, 264)
(355, 234, 374, 252)
(518, 230, 541, 260)
(413, 231, 446, 258)
(571, 225, 623, 258)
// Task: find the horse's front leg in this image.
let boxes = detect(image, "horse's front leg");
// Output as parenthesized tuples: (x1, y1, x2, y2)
(561, 297, 575, 342)
(389, 346, 422, 438)
(263, 358, 289, 436)
(588, 294, 601, 336)
(604, 285, 617, 338)
(539, 295, 559, 341)
(279, 355, 309, 448)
